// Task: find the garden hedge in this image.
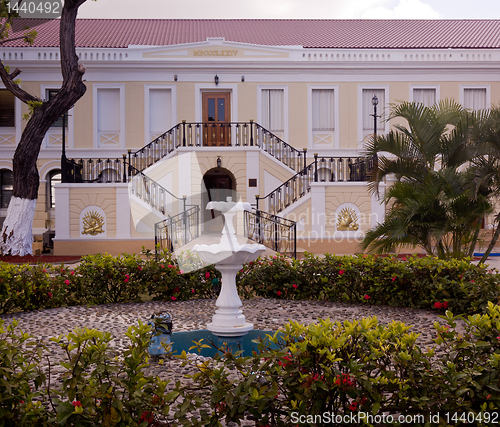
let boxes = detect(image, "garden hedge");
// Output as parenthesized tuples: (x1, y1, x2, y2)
(0, 250, 498, 316)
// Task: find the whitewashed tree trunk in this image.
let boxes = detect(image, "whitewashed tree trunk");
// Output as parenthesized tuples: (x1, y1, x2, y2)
(0, 197, 37, 256)
(0, 0, 88, 255)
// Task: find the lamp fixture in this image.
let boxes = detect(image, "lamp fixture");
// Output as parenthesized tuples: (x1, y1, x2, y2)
(174, 75, 178, 81)
(216, 156, 222, 169)
(241, 76, 245, 82)
(372, 94, 378, 106)
(214, 75, 219, 85)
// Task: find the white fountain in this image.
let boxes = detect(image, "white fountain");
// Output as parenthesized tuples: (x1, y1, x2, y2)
(193, 197, 265, 337)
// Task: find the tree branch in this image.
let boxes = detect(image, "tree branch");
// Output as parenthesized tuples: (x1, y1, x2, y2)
(0, 60, 39, 104)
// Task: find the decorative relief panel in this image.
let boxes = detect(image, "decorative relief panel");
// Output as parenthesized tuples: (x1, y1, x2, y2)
(79, 206, 106, 237)
(334, 203, 363, 238)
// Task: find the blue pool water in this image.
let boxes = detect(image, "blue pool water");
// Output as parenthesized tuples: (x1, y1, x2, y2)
(165, 329, 284, 358)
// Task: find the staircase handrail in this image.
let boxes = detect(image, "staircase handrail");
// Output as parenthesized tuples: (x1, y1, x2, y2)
(128, 121, 309, 174)
(256, 154, 372, 215)
(155, 205, 200, 256)
(244, 209, 297, 259)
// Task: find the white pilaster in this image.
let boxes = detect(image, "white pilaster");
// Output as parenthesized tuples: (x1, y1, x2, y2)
(246, 149, 260, 204)
(178, 151, 192, 199)
(115, 184, 131, 239)
(54, 184, 70, 239)
(310, 183, 326, 238)
(371, 184, 386, 227)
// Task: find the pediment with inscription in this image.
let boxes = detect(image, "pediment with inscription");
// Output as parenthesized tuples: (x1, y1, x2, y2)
(138, 38, 294, 60)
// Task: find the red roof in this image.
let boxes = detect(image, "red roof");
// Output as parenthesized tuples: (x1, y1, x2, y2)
(4, 19, 500, 49)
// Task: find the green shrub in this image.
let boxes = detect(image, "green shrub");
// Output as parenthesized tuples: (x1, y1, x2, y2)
(76, 253, 147, 304)
(0, 319, 48, 426)
(179, 304, 500, 426)
(145, 250, 218, 301)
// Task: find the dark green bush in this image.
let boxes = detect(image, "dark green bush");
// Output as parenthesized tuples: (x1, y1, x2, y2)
(179, 303, 500, 426)
(0, 251, 499, 316)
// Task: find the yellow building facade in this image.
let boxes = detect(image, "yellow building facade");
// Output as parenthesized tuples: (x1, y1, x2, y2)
(1, 20, 499, 255)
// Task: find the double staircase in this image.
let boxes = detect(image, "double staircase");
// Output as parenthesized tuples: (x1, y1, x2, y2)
(64, 122, 371, 258)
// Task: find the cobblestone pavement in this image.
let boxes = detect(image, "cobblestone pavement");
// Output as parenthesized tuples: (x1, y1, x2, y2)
(0, 298, 460, 425)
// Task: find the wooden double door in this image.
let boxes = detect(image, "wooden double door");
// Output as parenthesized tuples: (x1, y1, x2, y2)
(202, 92, 231, 146)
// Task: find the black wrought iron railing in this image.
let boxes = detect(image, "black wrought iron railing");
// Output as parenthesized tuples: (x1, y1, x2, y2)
(155, 205, 200, 255)
(126, 163, 189, 216)
(62, 157, 126, 183)
(128, 121, 309, 174)
(257, 154, 374, 215)
(244, 209, 296, 259)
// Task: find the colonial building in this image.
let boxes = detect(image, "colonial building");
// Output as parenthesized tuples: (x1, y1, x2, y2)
(1, 19, 500, 256)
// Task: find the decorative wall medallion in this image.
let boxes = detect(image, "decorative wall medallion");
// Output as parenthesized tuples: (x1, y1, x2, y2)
(82, 211, 105, 235)
(337, 207, 359, 231)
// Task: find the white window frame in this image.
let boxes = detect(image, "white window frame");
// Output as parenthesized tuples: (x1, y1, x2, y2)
(257, 85, 289, 142)
(0, 85, 21, 146)
(410, 85, 440, 107)
(358, 85, 389, 147)
(308, 85, 339, 150)
(40, 84, 74, 150)
(460, 85, 491, 111)
(92, 84, 125, 149)
(144, 84, 177, 146)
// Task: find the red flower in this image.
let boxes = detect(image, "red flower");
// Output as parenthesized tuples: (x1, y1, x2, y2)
(171, 296, 177, 301)
(277, 291, 282, 296)
(339, 269, 345, 275)
(124, 274, 130, 283)
(160, 264, 164, 269)
(471, 280, 475, 283)
(191, 289, 195, 293)
(64, 279, 70, 285)
(443, 301, 449, 309)
(48, 292, 52, 298)
(392, 276, 397, 281)
(292, 284, 298, 289)
(140, 411, 154, 424)
(349, 401, 358, 411)
(434, 302, 443, 309)
(179, 269, 184, 274)
(168, 264, 173, 268)
(71, 400, 82, 407)
(70, 271, 75, 275)
(138, 266, 142, 271)
(401, 257, 407, 261)
(364, 295, 370, 300)
(205, 271, 210, 279)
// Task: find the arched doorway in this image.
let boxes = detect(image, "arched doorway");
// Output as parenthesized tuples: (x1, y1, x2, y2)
(202, 168, 236, 232)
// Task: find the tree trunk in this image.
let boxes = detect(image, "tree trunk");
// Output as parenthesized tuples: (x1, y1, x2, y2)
(0, 0, 87, 255)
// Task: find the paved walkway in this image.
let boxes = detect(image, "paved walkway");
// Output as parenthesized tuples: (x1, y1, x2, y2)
(3, 255, 499, 424)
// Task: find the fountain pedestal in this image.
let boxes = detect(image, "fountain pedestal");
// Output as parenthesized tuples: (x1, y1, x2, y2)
(207, 264, 253, 336)
(193, 198, 265, 337)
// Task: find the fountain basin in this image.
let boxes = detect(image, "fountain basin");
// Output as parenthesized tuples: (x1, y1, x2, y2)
(193, 243, 265, 265)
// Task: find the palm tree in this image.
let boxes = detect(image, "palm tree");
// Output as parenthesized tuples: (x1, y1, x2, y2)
(362, 100, 491, 259)
(469, 107, 500, 264)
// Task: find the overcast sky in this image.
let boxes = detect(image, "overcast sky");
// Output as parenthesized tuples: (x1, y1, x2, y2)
(77, 0, 500, 20)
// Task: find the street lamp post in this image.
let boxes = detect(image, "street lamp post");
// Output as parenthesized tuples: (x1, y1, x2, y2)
(370, 94, 380, 177)
(61, 113, 67, 183)
(371, 94, 379, 139)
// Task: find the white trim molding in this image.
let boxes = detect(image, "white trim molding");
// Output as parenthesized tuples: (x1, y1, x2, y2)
(257, 84, 289, 142)
(357, 84, 390, 148)
(307, 84, 340, 151)
(92, 83, 126, 149)
(144, 84, 177, 146)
